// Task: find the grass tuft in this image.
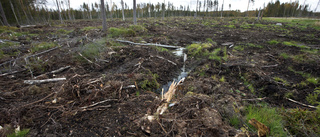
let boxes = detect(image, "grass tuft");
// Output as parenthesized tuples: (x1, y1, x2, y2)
(245, 104, 287, 136)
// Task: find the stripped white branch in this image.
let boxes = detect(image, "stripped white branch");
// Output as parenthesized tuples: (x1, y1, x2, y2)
(151, 55, 177, 66)
(78, 53, 101, 67)
(286, 98, 317, 109)
(80, 99, 117, 109)
(34, 66, 71, 79)
(24, 78, 67, 84)
(115, 39, 181, 49)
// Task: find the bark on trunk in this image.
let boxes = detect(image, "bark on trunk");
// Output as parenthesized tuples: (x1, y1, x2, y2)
(0, 1, 10, 26)
(133, 0, 137, 25)
(9, 0, 19, 25)
(121, 0, 125, 21)
(56, 0, 63, 23)
(101, 0, 107, 32)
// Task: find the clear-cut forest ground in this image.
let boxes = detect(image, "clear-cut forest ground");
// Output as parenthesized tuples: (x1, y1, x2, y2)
(0, 17, 320, 136)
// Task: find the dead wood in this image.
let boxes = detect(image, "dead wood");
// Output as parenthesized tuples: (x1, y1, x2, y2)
(34, 66, 71, 79)
(150, 55, 177, 66)
(21, 92, 55, 108)
(242, 97, 266, 101)
(115, 39, 181, 49)
(286, 98, 317, 109)
(261, 64, 278, 68)
(0, 69, 27, 77)
(80, 99, 117, 110)
(24, 78, 67, 84)
(77, 52, 101, 67)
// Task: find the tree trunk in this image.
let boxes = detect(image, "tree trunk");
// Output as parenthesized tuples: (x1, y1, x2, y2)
(121, 0, 125, 20)
(0, 1, 9, 26)
(221, 0, 224, 18)
(257, 8, 261, 20)
(56, 0, 63, 23)
(9, 0, 19, 25)
(101, 0, 107, 32)
(133, 0, 137, 25)
(148, 3, 151, 18)
(19, 0, 31, 24)
(162, 0, 165, 20)
(194, 0, 198, 18)
(246, 0, 250, 17)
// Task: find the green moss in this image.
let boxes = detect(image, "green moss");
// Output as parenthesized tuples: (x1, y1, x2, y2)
(128, 25, 147, 33)
(108, 27, 136, 38)
(283, 41, 309, 49)
(273, 77, 290, 86)
(245, 104, 287, 136)
(280, 53, 290, 59)
(81, 26, 98, 31)
(139, 72, 160, 91)
(224, 24, 236, 28)
(306, 77, 319, 85)
(7, 128, 30, 137)
(154, 46, 169, 52)
(186, 43, 212, 57)
(57, 29, 72, 34)
(281, 108, 320, 136)
(0, 26, 18, 34)
(219, 76, 226, 82)
(267, 40, 280, 45)
(229, 115, 241, 128)
(247, 43, 263, 48)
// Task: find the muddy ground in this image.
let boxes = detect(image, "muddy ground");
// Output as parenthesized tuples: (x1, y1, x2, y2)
(0, 17, 319, 136)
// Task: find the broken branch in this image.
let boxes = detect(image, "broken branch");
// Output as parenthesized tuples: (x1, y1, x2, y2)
(77, 52, 101, 67)
(286, 98, 317, 109)
(151, 55, 177, 66)
(34, 66, 71, 79)
(115, 39, 181, 49)
(80, 99, 117, 109)
(24, 78, 67, 84)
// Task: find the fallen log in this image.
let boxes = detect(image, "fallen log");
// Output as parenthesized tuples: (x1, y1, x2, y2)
(24, 78, 66, 84)
(115, 39, 181, 49)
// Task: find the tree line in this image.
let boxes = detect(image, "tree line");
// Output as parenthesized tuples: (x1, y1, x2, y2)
(0, 0, 318, 26)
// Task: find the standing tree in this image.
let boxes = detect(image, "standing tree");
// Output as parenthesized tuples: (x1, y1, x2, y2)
(162, 0, 165, 20)
(121, 0, 125, 20)
(195, 0, 199, 18)
(56, 0, 63, 23)
(9, 0, 19, 25)
(101, 0, 107, 32)
(133, 0, 137, 24)
(246, 0, 254, 17)
(221, 0, 224, 17)
(0, 1, 9, 26)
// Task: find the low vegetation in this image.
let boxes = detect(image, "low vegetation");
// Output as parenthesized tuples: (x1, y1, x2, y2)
(245, 104, 287, 136)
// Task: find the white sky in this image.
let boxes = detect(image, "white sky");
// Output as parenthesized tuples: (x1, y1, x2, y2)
(48, 0, 320, 12)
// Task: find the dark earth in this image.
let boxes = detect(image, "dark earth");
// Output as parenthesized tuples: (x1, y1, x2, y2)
(0, 17, 319, 136)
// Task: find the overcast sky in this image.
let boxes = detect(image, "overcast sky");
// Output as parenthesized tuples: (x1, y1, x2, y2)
(48, 0, 320, 12)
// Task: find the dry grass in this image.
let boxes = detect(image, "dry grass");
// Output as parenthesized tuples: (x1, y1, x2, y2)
(157, 78, 185, 115)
